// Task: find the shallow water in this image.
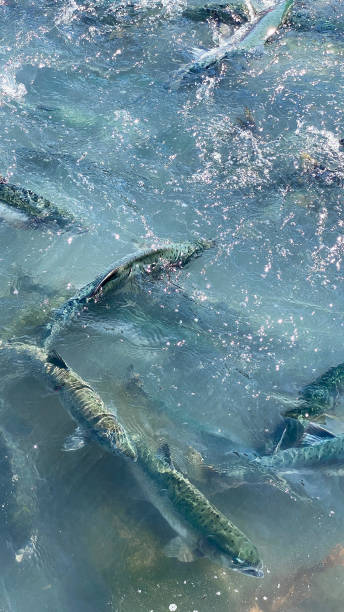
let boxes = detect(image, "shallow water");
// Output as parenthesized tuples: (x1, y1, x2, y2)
(0, 0, 344, 610)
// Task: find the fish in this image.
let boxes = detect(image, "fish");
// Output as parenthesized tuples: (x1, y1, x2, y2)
(182, 2, 250, 26)
(300, 152, 343, 187)
(236, 107, 258, 134)
(42, 238, 214, 348)
(223, 429, 344, 497)
(0, 341, 262, 577)
(257, 433, 344, 472)
(174, 0, 293, 78)
(303, 153, 344, 186)
(0, 178, 86, 233)
(129, 436, 263, 577)
(0, 342, 137, 461)
(282, 361, 344, 421)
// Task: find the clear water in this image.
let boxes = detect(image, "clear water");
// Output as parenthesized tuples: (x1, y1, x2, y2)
(0, 1, 344, 610)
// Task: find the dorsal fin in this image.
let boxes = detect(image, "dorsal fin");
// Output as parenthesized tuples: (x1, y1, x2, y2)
(157, 442, 173, 467)
(47, 350, 69, 370)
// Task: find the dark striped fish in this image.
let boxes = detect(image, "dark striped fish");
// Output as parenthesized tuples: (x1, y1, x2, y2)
(0, 342, 136, 460)
(0, 180, 86, 232)
(284, 361, 344, 421)
(0, 341, 262, 577)
(43, 238, 214, 348)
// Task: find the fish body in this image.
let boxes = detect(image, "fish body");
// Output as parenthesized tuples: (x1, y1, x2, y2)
(258, 435, 344, 472)
(0, 342, 136, 460)
(224, 434, 344, 495)
(300, 153, 342, 187)
(284, 361, 344, 421)
(0, 181, 85, 232)
(43, 239, 213, 348)
(182, 2, 250, 26)
(0, 341, 262, 577)
(130, 436, 263, 576)
(176, 0, 293, 76)
(236, 0, 293, 50)
(219, 423, 344, 499)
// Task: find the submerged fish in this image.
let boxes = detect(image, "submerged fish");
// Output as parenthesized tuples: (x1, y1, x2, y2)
(0, 179, 86, 232)
(224, 429, 344, 496)
(130, 437, 263, 576)
(175, 0, 293, 78)
(182, 2, 250, 26)
(300, 152, 343, 187)
(283, 361, 344, 421)
(43, 238, 214, 348)
(0, 341, 262, 577)
(258, 433, 344, 472)
(0, 342, 136, 460)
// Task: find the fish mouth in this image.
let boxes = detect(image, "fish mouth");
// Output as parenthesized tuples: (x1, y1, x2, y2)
(240, 566, 264, 578)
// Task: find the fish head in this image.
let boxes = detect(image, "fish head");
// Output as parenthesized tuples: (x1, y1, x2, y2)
(199, 535, 264, 578)
(175, 238, 215, 266)
(302, 386, 330, 409)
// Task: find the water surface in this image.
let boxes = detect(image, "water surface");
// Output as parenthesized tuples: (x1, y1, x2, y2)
(0, 1, 344, 610)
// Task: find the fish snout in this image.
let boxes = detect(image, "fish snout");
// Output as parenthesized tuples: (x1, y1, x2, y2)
(240, 564, 264, 578)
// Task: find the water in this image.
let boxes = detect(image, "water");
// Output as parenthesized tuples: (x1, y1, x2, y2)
(0, 0, 344, 610)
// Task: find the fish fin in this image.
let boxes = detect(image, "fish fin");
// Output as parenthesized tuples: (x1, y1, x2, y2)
(190, 46, 207, 59)
(62, 426, 88, 452)
(47, 350, 69, 370)
(163, 536, 199, 562)
(157, 442, 174, 468)
(298, 422, 336, 447)
(273, 426, 287, 455)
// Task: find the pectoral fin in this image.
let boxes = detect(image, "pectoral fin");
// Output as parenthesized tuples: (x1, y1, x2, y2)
(163, 536, 199, 563)
(63, 426, 88, 451)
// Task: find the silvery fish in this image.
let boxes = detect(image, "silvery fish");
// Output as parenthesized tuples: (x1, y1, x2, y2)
(0, 179, 86, 233)
(175, 0, 293, 78)
(0, 342, 262, 577)
(43, 239, 214, 348)
(0, 342, 136, 460)
(224, 428, 344, 495)
(255, 432, 344, 473)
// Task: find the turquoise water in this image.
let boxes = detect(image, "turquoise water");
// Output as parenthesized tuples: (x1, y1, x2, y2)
(0, 0, 344, 610)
